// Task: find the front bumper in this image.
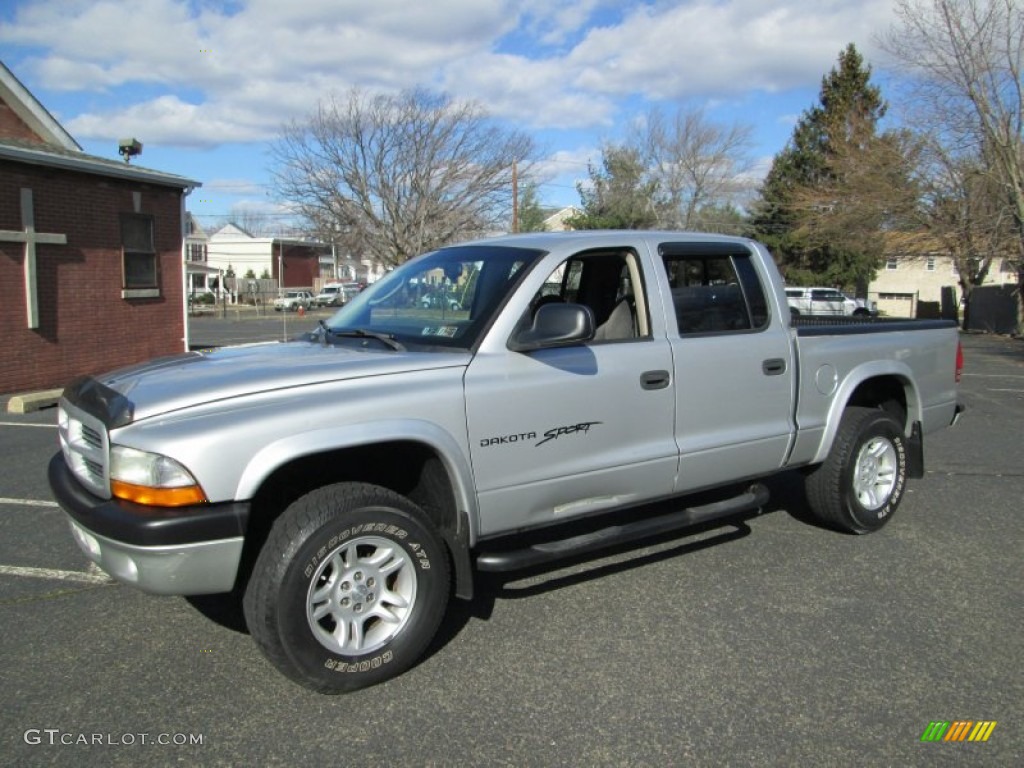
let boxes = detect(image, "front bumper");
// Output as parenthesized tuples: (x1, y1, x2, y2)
(49, 453, 249, 595)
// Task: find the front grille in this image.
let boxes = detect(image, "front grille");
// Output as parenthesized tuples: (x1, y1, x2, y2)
(58, 402, 110, 499)
(81, 424, 103, 450)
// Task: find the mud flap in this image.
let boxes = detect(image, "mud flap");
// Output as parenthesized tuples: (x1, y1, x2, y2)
(907, 421, 925, 479)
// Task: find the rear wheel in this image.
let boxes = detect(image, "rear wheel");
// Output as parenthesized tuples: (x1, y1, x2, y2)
(805, 406, 908, 534)
(243, 482, 450, 693)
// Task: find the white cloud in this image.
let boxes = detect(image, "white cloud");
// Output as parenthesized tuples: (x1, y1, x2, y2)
(441, 54, 617, 129)
(66, 95, 273, 146)
(567, 0, 896, 99)
(2, 0, 901, 149)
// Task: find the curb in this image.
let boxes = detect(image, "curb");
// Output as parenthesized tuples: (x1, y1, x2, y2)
(6, 389, 63, 414)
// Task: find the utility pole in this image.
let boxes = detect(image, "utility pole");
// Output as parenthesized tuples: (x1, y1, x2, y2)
(511, 160, 519, 233)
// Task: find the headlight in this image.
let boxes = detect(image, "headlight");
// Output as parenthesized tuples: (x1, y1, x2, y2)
(109, 446, 207, 507)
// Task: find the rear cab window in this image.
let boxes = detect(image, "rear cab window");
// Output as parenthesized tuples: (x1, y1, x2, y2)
(659, 242, 771, 335)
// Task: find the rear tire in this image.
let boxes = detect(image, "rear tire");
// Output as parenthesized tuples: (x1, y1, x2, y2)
(805, 406, 908, 534)
(243, 482, 450, 693)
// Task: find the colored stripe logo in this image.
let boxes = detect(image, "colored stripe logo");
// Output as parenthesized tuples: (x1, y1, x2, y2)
(921, 721, 997, 742)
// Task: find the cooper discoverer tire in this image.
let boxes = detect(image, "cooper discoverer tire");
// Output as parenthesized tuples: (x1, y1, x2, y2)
(805, 406, 908, 534)
(243, 482, 450, 693)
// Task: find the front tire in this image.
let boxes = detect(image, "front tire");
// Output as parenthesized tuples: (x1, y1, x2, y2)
(805, 407, 908, 534)
(243, 482, 450, 693)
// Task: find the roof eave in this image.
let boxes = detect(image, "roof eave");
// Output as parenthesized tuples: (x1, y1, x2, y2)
(0, 143, 201, 189)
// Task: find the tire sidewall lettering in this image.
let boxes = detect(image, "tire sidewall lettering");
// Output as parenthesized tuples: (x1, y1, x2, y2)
(847, 421, 907, 529)
(273, 502, 448, 689)
(303, 523, 410, 579)
(324, 650, 394, 673)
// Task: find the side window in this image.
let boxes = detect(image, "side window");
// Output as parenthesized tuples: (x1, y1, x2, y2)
(121, 214, 157, 289)
(811, 289, 841, 302)
(523, 249, 650, 341)
(661, 248, 770, 335)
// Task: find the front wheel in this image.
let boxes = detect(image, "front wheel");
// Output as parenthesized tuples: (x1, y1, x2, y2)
(243, 482, 451, 693)
(805, 406, 908, 534)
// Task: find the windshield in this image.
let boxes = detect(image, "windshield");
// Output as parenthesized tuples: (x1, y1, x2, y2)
(325, 244, 545, 350)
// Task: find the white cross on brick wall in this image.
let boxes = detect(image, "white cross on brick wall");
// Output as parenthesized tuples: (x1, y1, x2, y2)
(0, 188, 68, 329)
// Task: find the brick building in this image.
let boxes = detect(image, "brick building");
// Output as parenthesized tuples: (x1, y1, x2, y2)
(0, 61, 199, 394)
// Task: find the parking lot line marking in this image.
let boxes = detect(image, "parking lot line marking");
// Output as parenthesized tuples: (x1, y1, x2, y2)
(0, 421, 56, 428)
(989, 388, 1024, 393)
(0, 563, 113, 584)
(961, 373, 1024, 378)
(0, 497, 58, 508)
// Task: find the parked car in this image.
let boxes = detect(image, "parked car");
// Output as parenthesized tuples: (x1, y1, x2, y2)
(419, 289, 462, 310)
(50, 231, 963, 694)
(785, 286, 875, 317)
(273, 290, 313, 312)
(313, 285, 345, 307)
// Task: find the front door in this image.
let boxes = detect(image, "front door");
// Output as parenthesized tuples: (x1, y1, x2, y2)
(464, 248, 678, 537)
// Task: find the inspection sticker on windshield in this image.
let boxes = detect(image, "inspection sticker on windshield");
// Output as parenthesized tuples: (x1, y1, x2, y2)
(422, 326, 458, 338)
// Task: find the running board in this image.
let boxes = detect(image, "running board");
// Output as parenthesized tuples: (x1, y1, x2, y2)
(475, 483, 769, 573)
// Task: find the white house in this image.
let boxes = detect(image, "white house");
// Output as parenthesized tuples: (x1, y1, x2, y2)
(205, 224, 385, 290)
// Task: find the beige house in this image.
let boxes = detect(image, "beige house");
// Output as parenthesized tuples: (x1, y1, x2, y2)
(869, 254, 962, 317)
(869, 253, 1019, 321)
(542, 206, 579, 232)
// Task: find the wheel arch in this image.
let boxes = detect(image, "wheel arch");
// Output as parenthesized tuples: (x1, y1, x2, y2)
(235, 421, 477, 600)
(811, 364, 921, 466)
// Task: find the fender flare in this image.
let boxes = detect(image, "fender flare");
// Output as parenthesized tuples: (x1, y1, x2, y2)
(810, 360, 922, 466)
(234, 418, 479, 597)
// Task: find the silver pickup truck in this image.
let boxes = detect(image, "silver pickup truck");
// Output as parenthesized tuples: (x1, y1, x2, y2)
(49, 231, 963, 693)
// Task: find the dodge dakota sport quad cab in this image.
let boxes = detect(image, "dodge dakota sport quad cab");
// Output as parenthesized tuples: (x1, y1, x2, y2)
(49, 231, 964, 693)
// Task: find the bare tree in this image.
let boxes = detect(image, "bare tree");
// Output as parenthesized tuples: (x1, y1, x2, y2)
(217, 206, 274, 238)
(882, 0, 1024, 327)
(632, 106, 755, 231)
(899, 137, 1017, 326)
(272, 89, 535, 268)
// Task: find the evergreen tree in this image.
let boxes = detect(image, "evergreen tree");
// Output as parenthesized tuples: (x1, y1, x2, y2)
(752, 44, 905, 288)
(565, 145, 660, 230)
(517, 182, 548, 232)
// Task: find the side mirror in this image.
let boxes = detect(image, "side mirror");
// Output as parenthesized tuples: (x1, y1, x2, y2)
(509, 302, 595, 352)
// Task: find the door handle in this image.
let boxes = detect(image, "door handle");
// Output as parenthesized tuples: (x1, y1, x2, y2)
(762, 358, 787, 376)
(641, 370, 671, 390)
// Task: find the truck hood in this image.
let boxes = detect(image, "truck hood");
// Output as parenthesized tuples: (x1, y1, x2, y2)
(74, 341, 472, 426)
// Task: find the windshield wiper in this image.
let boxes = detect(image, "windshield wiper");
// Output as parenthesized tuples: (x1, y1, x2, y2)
(329, 327, 406, 351)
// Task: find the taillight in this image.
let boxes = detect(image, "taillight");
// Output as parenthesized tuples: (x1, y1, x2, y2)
(955, 340, 964, 383)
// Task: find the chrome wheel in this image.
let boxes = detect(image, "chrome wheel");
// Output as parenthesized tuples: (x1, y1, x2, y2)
(306, 535, 418, 655)
(852, 436, 898, 510)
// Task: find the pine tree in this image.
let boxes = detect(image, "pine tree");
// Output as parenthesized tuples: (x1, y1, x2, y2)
(517, 182, 548, 232)
(751, 44, 907, 289)
(565, 146, 660, 230)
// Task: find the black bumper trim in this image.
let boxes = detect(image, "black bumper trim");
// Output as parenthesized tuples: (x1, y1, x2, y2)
(48, 453, 249, 547)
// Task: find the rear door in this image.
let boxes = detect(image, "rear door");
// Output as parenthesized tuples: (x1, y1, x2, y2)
(656, 241, 795, 492)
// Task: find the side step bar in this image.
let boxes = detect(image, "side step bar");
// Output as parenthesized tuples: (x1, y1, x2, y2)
(475, 483, 769, 573)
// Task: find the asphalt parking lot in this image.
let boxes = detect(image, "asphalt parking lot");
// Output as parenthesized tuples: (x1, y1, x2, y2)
(1, 330, 1021, 766)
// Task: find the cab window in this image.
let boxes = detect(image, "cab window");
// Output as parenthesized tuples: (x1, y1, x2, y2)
(523, 249, 650, 342)
(660, 243, 770, 335)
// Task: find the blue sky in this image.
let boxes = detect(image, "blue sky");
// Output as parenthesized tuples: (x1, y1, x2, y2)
(0, 0, 904, 233)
